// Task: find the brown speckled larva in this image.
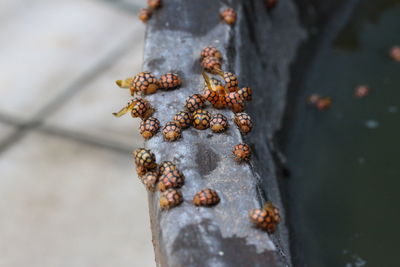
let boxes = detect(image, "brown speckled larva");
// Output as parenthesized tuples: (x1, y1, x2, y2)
(138, 8, 152, 23)
(159, 189, 183, 209)
(222, 72, 239, 92)
(203, 78, 223, 106)
(139, 117, 160, 139)
(159, 73, 181, 90)
(136, 165, 147, 177)
(203, 72, 228, 109)
(238, 87, 252, 101)
(354, 85, 370, 99)
(249, 202, 281, 233)
(141, 171, 159, 192)
(234, 112, 253, 134)
(200, 46, 222, 61)
(147, 0, 161, 9)
(133, 148, 157, 169)
(131, 72, 159, 95)
(158, 169, 185, 191)
(390, 46, 400, 62)
(159, 161, 177, 175)
(225, 92, 243, 107)
(112, 97, 154, 120)
(130, 98, 154, 119)
(173, 111, 193, 129)
(315, 97, 332, 111)
(220, 8, 236, 25)
(210, 113, 228, 133)
(193, 189, 220, 206)
(162, 121, 182, 141)
(201, 56, 222, 74)
(192, 109, 211, 130)
(232, 143, 251, 162)
(204, 89, 219, 107)
(185, 94, 206, 112)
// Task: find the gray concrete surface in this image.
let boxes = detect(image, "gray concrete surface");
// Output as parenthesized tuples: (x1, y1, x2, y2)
(0, 123, 15, 141)
(0, 0, 155, 266)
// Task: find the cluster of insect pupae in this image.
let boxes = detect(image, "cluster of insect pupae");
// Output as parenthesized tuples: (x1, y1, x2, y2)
(133, 148, 220, 209)
(113, 45, 280, 233)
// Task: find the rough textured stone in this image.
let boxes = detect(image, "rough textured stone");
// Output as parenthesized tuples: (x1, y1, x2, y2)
(141, 0, 306, 266)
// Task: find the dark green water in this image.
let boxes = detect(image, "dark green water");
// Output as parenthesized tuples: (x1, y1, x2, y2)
(284, 1, 400, 266)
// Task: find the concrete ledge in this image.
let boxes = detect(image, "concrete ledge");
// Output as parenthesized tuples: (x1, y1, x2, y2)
(142, 1, 305, 266)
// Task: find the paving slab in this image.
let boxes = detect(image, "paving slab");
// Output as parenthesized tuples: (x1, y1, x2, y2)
(0, 123, 15, 142)
(0, 131, 155, 267)
(44, 31, 145, 149)
(0, 0, 137, 121)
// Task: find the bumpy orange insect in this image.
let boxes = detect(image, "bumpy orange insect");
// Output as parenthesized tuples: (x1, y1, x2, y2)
(159, 73, 181, 90)
(315, 97, 332, 111)
(162, 121, 182, 141)
(390, 46, 400, 62)
(129, 98, 154, 119)
(159, 161, 177, 174)
(354, 85, 370, 99)
(203, 78, 223, 106)
(232, 143, 251, 161)
(141, 171, 159, 192)
(249, 202, 281, 233)
(131, 72, 159, 95)
(112, 97, 154, 120)
(200, 46, 223, 61)
(147, 0, 161, 9)
(221, 72, 239, 92)
(238, 87, 252, 101)
(159, 189, 183, 209)
(193, 189, 220, 206)
(201, 56, 222, 74)
(192, 109, 211, 130)
(133, 148, 157, 169)
(234, 112, 253, 134)
(210, 113, 228, 133)
(225, 92, 243, 107)
(138, 8, 152, 23)
(136, 165, 147, 177)
(203, 89, 219, 106)
(139, 117, 160, 139)
(173, 111, 192, 129)
(158, 169, 185, 191)
(203, 72, 227, 109)
(185, 94, 206, 112)
(220, 8, 236, 25)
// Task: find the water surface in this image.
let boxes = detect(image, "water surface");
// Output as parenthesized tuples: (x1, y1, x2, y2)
(284, 2, 400, 266)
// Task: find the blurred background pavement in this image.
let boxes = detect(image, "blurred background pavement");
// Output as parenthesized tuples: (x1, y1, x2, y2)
(0, 0, 156, 266)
